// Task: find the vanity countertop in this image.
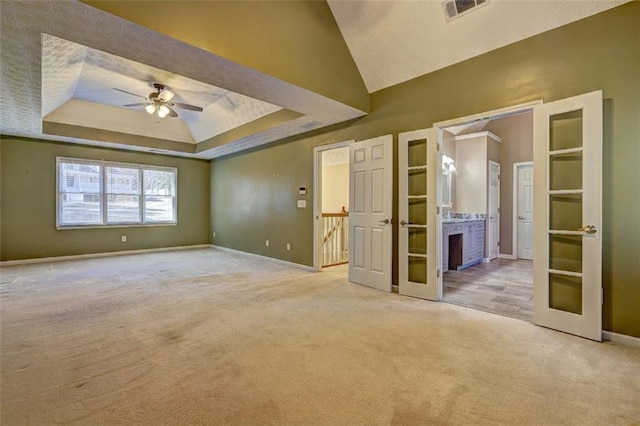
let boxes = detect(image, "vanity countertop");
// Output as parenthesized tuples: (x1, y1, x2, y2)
(443, 218, 484, 224)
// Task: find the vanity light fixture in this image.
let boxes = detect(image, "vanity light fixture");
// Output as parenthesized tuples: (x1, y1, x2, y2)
(442, 154, 457, 173)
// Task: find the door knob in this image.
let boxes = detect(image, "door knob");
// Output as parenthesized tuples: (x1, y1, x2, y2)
(400, 220, 415, 226)
(518, 216, 525, 220)
(577, 225, 597, 234)
(379, 218, 391, 225)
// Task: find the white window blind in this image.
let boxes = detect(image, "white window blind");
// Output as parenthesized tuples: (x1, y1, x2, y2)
(56, 158, 177, 228)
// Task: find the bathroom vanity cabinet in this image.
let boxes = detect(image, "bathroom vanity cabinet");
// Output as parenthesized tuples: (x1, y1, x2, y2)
(443, 220, 485, 272)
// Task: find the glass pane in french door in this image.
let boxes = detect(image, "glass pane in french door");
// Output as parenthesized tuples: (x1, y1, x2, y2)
(547, 109, 584, 313)
(406, 138, 428, 284)
(407, 139, 426, 167)
(408, 228, 427, 255)
(408, 256, 427, 284)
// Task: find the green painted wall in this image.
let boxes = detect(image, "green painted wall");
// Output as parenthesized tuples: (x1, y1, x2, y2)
(84, 0, 369, 112)
(210, 3, 640, 337)
(210, 139, 313, 265)
(0, 137, 210, 261)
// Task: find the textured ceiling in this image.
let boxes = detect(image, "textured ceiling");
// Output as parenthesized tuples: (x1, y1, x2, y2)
(42, 34, 282, 144)
(328, 0, 631, 93)
(0, 1, 364, 159)
(322, 146, 350, 166)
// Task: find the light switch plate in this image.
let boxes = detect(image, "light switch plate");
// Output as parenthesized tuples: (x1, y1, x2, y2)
(297, 199, 306, 208)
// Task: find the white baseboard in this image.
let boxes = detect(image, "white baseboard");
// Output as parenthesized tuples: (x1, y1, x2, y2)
(498, 253, 517, 260)
(210, 245, 315, 272)
(602, 331, 640, 348)
(0, 244, 211, 267)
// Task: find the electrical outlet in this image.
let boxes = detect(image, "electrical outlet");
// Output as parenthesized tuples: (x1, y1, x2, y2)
(121, 236, 127, 242)
(286, 243, 291, 251)
(212, 231, 216, 238)
(265, 239, 269, 247)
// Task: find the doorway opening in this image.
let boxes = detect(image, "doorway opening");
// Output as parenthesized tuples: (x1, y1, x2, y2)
(313, 141, 352, 273)
(437, 106, 536, 322)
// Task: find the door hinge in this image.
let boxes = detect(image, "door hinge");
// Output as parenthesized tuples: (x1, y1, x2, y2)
(437, 269, 441, 278)
(601, 288, 604, 304)
(437, 206, 440, 215)
(437, 143, 441, 152)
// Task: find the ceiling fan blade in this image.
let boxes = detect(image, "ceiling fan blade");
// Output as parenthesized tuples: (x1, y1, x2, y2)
(167, 106, 179, 118)
(113, 88, 147, 100)
(158, 90, 174, 102)
(171, 102, 203, 112)
(122, 103, 149, 107)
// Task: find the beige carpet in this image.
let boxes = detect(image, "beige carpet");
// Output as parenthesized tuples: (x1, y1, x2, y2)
(1, 248, 639, 425)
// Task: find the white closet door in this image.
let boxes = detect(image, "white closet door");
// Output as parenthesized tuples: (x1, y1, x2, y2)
(348, 135, 393, 292)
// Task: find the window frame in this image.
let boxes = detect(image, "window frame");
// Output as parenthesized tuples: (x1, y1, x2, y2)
(56, 157, 177, 229)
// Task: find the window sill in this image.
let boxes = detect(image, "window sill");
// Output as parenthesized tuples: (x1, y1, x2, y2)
(56, 223, 177, 230)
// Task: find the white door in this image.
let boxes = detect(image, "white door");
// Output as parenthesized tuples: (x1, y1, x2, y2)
(348, 135, 393, 291)
(398, 128, 438, 300)
(533, 90, 602, 341)
(517, 164, 534, 260)
(488, 161, 500, 260)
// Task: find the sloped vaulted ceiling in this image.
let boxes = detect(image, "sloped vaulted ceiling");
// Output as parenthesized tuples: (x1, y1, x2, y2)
(0, 0, 631, 159)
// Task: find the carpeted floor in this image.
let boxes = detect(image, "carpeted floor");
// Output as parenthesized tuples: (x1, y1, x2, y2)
(1, 248, 639, 425)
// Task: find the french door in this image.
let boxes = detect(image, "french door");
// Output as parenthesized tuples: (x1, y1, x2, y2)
(348, 135, 393, 291)
(398, 128, 438, 300)
(533, 90, 603, 341)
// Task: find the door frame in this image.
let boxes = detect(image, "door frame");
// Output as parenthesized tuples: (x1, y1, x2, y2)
(312, 140, 355, 272)
(434, 100, 542, 300)
(512, 161, 534, 259)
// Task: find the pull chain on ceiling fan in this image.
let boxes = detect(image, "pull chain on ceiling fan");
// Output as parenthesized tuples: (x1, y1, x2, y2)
(113, 83, 203, 119)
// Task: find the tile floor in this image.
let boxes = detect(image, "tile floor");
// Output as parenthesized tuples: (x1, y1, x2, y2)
(443, 258, 533, 321)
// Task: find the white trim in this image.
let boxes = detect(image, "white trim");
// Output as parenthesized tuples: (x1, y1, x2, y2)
(488, 160, 501, 261)
(602, 331, 640, 348)
(434, 100, 542, 129)
(0, 244, 210, 266)
(313, 140, 355, 272)
(513, 161, 534, 260)
(498, 253, 517, 260)
(454, 131, 502, 143)
(211, 245, 316, 272)
(435, 100, 542, 301)
(56, 156, 178, 228)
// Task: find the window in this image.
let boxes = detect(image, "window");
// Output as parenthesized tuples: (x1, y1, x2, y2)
(57, 158, 177, 227)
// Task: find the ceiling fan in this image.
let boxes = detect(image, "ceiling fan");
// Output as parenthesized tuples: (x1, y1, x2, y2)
(113, 83, 203, 118)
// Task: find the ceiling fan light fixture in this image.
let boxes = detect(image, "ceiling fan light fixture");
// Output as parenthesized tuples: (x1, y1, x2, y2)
(157, 105, 170, 118)
(145, 104, 156, 114)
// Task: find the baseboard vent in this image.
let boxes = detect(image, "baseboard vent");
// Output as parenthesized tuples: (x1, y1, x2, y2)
(443, 0, 490, 22)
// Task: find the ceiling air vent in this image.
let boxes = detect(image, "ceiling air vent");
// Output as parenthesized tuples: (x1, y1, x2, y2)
(443, 0, 489, 22)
